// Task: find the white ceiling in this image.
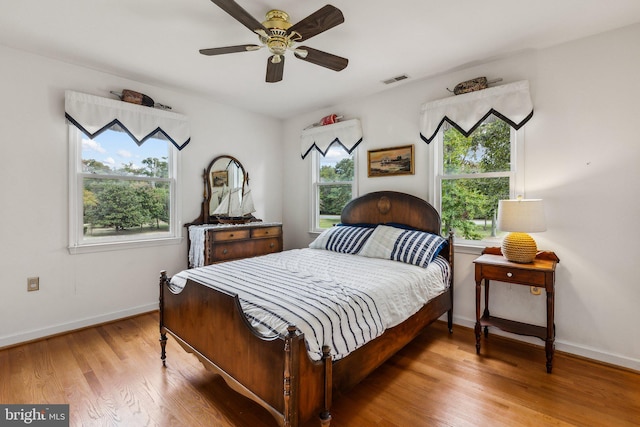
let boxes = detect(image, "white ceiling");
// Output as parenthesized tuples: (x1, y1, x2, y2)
(2, 0, 640, 119)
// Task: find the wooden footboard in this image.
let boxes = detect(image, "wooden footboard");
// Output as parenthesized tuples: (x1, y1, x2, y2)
(159, 271, 452, 427)
(159, 271, 331, 427)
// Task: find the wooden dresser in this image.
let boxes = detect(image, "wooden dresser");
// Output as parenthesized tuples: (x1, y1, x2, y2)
(189, 223, 283, 267)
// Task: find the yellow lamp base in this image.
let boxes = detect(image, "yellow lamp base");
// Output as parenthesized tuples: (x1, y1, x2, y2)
(501, 232, 537, 263)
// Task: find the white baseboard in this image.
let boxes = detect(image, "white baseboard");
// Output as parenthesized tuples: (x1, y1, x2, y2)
(452, 315, 640, 372)
(0, 303, 158, 349)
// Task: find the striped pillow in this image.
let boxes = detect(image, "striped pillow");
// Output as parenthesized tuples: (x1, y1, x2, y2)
(358, 225, 447, 267)
(309, 225, 374, 254)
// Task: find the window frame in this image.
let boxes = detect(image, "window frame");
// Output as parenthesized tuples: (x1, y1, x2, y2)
(309, 145, 358, 234)
(430, 121, 525, 248)
(68, 125, 182, 254)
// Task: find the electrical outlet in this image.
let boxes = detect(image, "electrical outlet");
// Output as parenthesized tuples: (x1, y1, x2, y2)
(530, 286, 542, 296)
(27, 277, 39, 292)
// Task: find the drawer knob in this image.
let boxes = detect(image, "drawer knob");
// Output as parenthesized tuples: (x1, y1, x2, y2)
(270, 243, 275, 248)
(506, 272, 513, 278)
(223, 249, 228, 254)
(229, 233, 234, 237)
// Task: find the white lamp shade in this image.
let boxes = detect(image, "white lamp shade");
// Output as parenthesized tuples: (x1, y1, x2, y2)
(497, 199, 547, 233)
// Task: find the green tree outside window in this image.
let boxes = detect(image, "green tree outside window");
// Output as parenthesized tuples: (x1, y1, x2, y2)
(441, 119, 511, 240)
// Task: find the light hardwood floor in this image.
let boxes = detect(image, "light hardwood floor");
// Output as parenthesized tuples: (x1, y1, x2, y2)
(1, 312, 638, 426)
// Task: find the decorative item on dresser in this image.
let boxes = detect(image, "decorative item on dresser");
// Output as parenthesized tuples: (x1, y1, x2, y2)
(185, 154, 282, 267)
(159, 191, 455, 427)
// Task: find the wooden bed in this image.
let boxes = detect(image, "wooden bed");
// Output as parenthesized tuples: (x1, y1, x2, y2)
(159, 191, 454, 427)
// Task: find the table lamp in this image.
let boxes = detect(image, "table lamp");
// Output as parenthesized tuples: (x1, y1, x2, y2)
(497, 198, 546, 263)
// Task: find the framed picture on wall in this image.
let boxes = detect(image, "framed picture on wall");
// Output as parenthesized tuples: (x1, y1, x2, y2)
(367, 145, 415, 177)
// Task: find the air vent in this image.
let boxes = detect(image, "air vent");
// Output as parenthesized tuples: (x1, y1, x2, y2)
(382, 74, 409, 85)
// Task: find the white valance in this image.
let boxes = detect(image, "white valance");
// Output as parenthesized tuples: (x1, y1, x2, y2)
(65, 90, 190, 150)
(419, 80, 533, 143)
(300, 118, 363, 159)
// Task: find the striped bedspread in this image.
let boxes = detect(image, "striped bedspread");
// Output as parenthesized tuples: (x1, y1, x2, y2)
(170, 248, 450, 361)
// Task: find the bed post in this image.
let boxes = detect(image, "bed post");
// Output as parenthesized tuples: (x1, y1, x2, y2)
(319, 345, 332, 427)
(447, 231, 455, 333)
(159, 270, 168, 367)
(284, 325, 300, 427)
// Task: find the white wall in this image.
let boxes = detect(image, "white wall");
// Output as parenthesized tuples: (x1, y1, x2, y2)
(282, 24, 640, 371)
(2, 23, 638, 372)
(0, 45, 283, 347)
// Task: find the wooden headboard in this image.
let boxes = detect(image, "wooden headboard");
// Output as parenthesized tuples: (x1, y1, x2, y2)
(340, 191, 441, 235)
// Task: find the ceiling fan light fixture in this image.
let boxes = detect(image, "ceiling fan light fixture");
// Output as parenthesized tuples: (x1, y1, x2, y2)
(271, 54, 282, 64)
(266, 37, 289, 55)
(259, 10, 296, 56)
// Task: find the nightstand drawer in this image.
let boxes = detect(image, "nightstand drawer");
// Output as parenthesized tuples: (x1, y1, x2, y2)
(209, 229, 250, 241)
(479, 264, 547, 286)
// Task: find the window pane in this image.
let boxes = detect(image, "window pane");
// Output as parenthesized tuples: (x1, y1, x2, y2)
(441, 177, 509, 240)
(313, 144, 355, 231)
(82, 128, 169, 178)
(319, 183, 351, 228)
(320, 146, 354, 183)
(443, 119, 511, 175)
(83, 178, 170, 239)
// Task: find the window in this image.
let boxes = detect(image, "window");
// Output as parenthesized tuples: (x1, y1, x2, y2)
(310, 144, 357, 232)
(68, 125, 181, 253)
(432, 116, 524, 246)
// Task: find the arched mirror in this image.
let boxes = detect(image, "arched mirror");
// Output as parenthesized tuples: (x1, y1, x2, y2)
(198, 155, 258, 224)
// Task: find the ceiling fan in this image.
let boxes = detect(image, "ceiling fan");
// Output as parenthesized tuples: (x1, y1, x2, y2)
(200, 0, 348, 83)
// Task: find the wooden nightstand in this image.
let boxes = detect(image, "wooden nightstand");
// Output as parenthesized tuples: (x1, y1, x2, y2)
(474, 249, 559, 373)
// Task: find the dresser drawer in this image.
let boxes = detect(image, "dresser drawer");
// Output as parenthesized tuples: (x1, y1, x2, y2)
(479, 264, 547, 286)
(251, 226, 282, 239)
(254, 237, 282, 255)
(210, 241, 251, 261)
(208, 229, 250, 242)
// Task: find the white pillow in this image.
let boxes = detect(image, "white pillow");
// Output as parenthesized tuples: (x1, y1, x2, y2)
(358, 225, 447, 267)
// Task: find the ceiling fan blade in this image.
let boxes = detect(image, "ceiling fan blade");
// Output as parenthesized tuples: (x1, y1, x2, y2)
(287, 5, 344, 41)
(294, 46, 348, 71)
(210, 0, 271, 36)
(266, 55, 284, 83)
(199, 44, 261, 55)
